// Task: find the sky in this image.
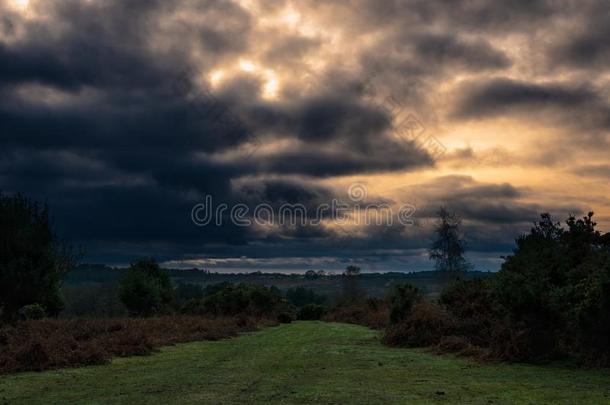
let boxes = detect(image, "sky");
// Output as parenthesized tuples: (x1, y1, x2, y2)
(1, 0, 610, 272)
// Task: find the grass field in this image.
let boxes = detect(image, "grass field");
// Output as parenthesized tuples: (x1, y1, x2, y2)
(1, 322, 609, 404)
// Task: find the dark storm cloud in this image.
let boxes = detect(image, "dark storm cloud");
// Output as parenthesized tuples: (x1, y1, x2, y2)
(453, 79, 595, 119)
(0, 0, 435, 264)
(250, 144, 431, 177)
(312, 0, 556, 35)
(2, 0, 607, 268)
(0, 0, 255, 258)
(295, 96, 388, 143)
(410, 33, 511, 71)
(406, 0, 556, 31)
(235, 178, 334, 208)
(399, 175, 582, 253)
(242, 92, 434, 176)
(452, 78, 610, 140)
(549, 1, 610, 69)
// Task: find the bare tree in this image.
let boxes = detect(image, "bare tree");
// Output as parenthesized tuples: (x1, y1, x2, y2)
(428, 207, 471, 272)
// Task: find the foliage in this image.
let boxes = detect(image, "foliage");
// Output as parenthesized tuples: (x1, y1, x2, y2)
(341, 265, 365, 303)
(304, 269, 326, 279)
(297, 304, 326, 320)
(428, 207, 471, 272)
(285, 287, 326, 308)
(492, 212, 610, 364)
(439, 278, 496, 346)
(18, 304, 46, 321)
(0, 193, 79, 322)
(181, 283, 291, 318)
(61, 283, 127, 318)
(381, 212, 610, 366)
(388, 284, 422, 324)
(0, 316, 273, 374)
(173, 282, 205, 308)
(118, 259, 173, 317)
(323, 298, 389, 330)
(384, 300, 456, 347)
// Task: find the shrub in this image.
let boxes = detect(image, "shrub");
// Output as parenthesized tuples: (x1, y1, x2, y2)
(439, 278, 495, 346)
(324, 298, 390, 330)
(19, 304, 46, 321)
(0, 316, 276, 374)
(174, 283, 205, 308)
(285, 287, 326, 308)
(297, 304, 326, 320)
(388, 284, 422, 324)
(383, 301, 456, 347)
(181, 283, 291, 318)
(119, 259, 173, 317)
(61, 283, 127, 318)
(277, 312, 295, 324)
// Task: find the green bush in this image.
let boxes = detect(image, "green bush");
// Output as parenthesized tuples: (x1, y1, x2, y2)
(297, 304, 326, 320)
(439, 278, 496, 346)
(181, 283, 291, 318)
(19, 304, 46, 320)
(384, 300, 456, 347)
(118, 259, 173, 317)
(388, 284, 422, 324)
(173, 283, 205, 309)
(285, 287, 326, 308)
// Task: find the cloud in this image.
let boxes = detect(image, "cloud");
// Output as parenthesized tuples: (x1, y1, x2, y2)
(410, 33, 511, 71)
(453, 79, 595, 119)
(574, 164, 610, 179)
(1, 0, 609, 270)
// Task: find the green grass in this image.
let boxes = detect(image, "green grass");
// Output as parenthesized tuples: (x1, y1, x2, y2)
(1, 322, 609, 404)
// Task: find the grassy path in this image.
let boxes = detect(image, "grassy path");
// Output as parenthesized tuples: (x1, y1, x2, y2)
(0, 321, 609, 404)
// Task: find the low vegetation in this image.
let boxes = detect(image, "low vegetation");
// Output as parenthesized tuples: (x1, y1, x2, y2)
(2, 322, 609, 404)
(0, 316, 275, 374)
(331, 213, 610, 367)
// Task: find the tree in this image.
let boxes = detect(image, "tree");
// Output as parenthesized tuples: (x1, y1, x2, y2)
(0, 193, 79, 322)
(342, 265, 364, 303)
(304, 270, 319, 280)
(428, 207, 471, 272)
(494, 212, 610, 363)
(119, 259, 173, 316)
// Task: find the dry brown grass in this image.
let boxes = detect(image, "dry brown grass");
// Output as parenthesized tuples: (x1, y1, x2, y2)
(0, 316, 277, 374)
(323, 300, 390, 330)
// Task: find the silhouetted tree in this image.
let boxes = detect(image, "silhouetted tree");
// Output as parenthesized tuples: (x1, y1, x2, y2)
(0, 193, 79, 322)
(428, 207, 471, 272)
(304, 270, 318, 280)
(119, 259, 173, 316)
(342, 265, 364, 303)
(494, 212, 610, 363)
